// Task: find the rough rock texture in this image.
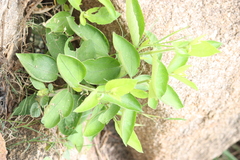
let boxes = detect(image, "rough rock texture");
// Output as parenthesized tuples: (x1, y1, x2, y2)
(113, 0, 240, 159)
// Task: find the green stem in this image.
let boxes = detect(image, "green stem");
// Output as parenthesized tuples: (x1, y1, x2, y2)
(140, 48, 175, 55)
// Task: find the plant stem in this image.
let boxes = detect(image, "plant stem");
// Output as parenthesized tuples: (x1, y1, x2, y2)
(140, 48, 175, 55)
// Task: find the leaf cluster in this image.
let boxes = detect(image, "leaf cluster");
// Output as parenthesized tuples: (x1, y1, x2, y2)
(14, 0, 221, 153)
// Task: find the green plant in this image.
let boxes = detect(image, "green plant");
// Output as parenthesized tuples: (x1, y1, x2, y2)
(14, 0, 221, 153)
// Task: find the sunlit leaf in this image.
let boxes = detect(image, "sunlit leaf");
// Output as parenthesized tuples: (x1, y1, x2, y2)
(113, 33, 140, 77)
(74, 90, 99, 112)
(171, 74, 198, 90)
(167, 54, 189, 74)
(83, 113, 105, 137)
(98, 104, 120, 124)
(68, 0, 82, 11)
(83, 57, 121, 85)
(130, 89, 148, 99)
(188, 41, 220, 57)
(148, 98, 158, 109)
(160, 85, 184, 109)
(16, 53, 58, 82)
(57, 54, 86, 89)
(206, 40, 222, 48)
(42, 89, 74, 128)
(30, 77, 46, 90)
(126, 0, 145, 46)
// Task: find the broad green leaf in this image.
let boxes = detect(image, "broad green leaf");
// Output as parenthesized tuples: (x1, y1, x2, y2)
(83, 57, 121, 85)
(160, 85, 184, 109)
(188, 41, 220, 57)
(126, 0, 145, 46)
(57, 0, 67, 5)
(58, 95, 83, 135)
(173, 65, 192, 75)
(45, 11, 74, 35)
(149, 55, 169, 98)
(67, 124, 84, 151)
(67, 17, 109, 55)
(98, 104, 120, 124)
(30, 102, 41, 117)
(57, 54, 86, 90)
(80, 11, 87, 26)
(114, 121, 143, 152)
(74, 90, 99, 112)
(148, 98, 158, 109)
(76, 40, 98, 61)
(64, 37, 76, 57)
(100, 93, 142, 112)
(30, 77, 46, 90)
(13, 94, 37, 115)
(38, 96, 49, 107)
(85, 7, 120, 25)
(206, 40, 222, 48)
(37, 88, 49, 97)
(113, 33, 140, 77)
(16, 53, 58, 82)
(68, 0, 82, 11)
(171, 74, 198, 90)
(42, 89, 74, 128)
(46, 29, 68, 59)
(99, 0, 118, 16)
(121, 109, 137, 145)
(134, 75, 150, 91)
(130, 89, 148, 99)
(105, 79, 138, 97)
(167, 54, 189, 74)
(173, 41, 189, 55)
(83, 113, 105, 137)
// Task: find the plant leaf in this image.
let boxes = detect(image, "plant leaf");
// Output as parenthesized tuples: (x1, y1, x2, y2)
(68, 0, 82, 11)
(57, 0, 67, 5)
(83, 57, 121, 85)
(46, 29, 68, 59)
(74, 90, 99, 113)
(64, 37, 76, 57)
(57, 54, 86, 89)
(105, 79, 138, 97)
(167, 54, 189, 74)
(188, 41, 220, 57)
(100, 93, 142, 112)
(160, 85, 184, 109)
(113, 33, 140, 77)
(149, 55, 169, 98)
(148, 98, 158, 109)
(16, 53, 58, 82)
(121, 109, 137, 145)
(45, 11, 74, 35)
(30, 77, 46, 90)
(206, 40, 222, 48)
(83, 113, 105, 137)
(42, 89, 74, 128)
(66, 124, 84, 151)
(171, 74, 198, 90)
(98, 104, 120, 124)
(126, 0, 145, 46)
(130, 89, 148, 99)
(13, 94, 37, 115)
(67, 16, 109, 55)
(76, 40, 98, 61)
(30, 102, 41, 118)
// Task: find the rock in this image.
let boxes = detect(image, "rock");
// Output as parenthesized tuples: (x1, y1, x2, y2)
(111, 0, 240, 159)
(0, 133, 7, 160)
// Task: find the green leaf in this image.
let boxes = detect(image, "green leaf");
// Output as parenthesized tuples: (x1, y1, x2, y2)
(188, 41, 220, 57)
(149, 55, 169, 98)
(68, 0, 82, 11)
(80, 11, 87, 26)
(100, 93, 142, 112)
(130, 89, 148, 99)
(113, 33, 140, 77)
(66, 124, 84, 151)
(83, 57, 121, 85)
(16, 53, 58, 82)
(76, 40, 98, 61)
(98, 104, 120, 124)
(30, 102, 41, 118)
(206, 40, 222, 48)
(148, 98, 158, 109)
(99, 0, 119, 16)
(160, 85, 184, 109)
(114, 121, 143, 152)
(13, 94, 37, 115)
(74, 90, 99, 113)
(37, 88, 49, 97)
(64, 37, 76, 57)
(57, 0, 67, 5)
(41, 89, 74, 128)
(30, 77, 46, 90)
(134, 75, 150, 91)
(167, 54, 189, 74)
(38, 96, 49, 107)
(171, 74, 198, 90)
(105, 79, 138, 97)
(57, 54, 86, 90)
(58, 95, 83, 135)
(46, 29, 68, 59)
(173, 65, 192, 75)
(121, 109, 137, 145)
(126, 0, 145, 46)
(83, 113, 105, 137)
(67, 17, 109, 55)
(45, 11, 74, 35)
